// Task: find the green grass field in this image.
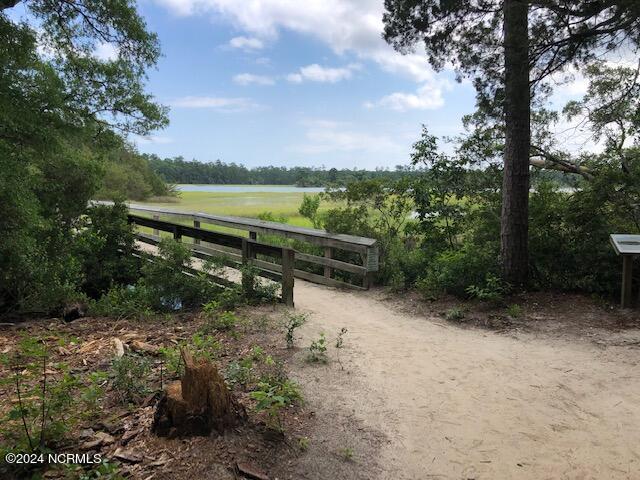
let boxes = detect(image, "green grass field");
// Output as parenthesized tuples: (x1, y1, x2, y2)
(138, 190, 335, 228)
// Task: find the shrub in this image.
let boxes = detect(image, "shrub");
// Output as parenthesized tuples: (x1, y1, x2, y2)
(444, 307, 466, 322)
(75, 202, 141, 298)
(307, 333, 328, 363)
(283, 312, 307, 348)
(0, 336, 80, 455)
(139, 239, 222, 311)
(89, 284, 152, 319)
(466, 273, 510, 303)
(159, 333, 221, 377)
(110, 354, 151, 405)
(249, 377, 303, 431)
(202, 309, 238, 332)
(417, 243, 499, 298)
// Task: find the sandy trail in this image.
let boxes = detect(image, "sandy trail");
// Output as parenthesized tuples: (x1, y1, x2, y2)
(292, 281, 640, 480)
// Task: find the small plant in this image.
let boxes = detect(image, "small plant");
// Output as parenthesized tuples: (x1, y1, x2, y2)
(284, 312, 307, 348)
(110, 354, 151, 405)
(160, 333, 221, 377)
(0, 336, 82, 458)
(307, 333, 328, 363)
(507, 303, 522, 318)
(201, 310, 238, 332)
(335, 327, 348, 348)
(466, 274, 509, 303)
(339, 447, 354, 461)
(298, 436, 310, 451)
(224, 358, 254, 387)
(80, 371, 108, 417)
(249, 377, 303, 431)
(445, 307, 466, 322)
(249, 345, 265, 361)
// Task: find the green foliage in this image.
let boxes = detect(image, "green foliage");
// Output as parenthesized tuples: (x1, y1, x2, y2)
(507, 304, 522, 319)
(307, 333, 328, 363)
(202, 309, 238, 332)
(80, 371, 108, 418)
(75, 203, 141, 298)
(466, 274, 509, 303)
(159, 333, 221, 378)
(283, 312, 307, 348)
(298, 436, 310, 452)
(417, 243, 499, 298)
(224, 357, 255, 387)
(445, 307, 466, 322)
(110, 354, 151, 405)
(139, 239, 222, 311)
(0, 0, 167, 315)
(0, 336, 80, 455)
(298, 193, 322, 228)
(339, 447, 354, 461)
(74, 460, 125, 480)
(89, 284, 153, 319)
(240, 264, 280, 305)
(249, 377, 303, 431)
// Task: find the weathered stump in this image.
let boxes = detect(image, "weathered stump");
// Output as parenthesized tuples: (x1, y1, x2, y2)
(153, 349, 245, 437)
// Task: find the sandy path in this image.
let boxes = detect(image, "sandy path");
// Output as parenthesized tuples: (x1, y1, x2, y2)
(292, 282, 640, 480)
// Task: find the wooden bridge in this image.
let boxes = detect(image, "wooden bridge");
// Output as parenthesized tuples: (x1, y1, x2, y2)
(95, 202, 379, 307)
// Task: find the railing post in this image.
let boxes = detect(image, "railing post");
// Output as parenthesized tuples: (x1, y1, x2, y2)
(193, 219, 200, 245)
(281, 247, 295, 307)
(173, 225, 182, 241)
(152, 214, 159, 238)
(622, 255, 634, 308)
(241, 238, 254, 295)
(324, 247, 333, 279)
(249, 231, 257, 241)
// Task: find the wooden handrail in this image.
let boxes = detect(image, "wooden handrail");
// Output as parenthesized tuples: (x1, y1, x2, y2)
(128, 214, 295, 306)
(93, 201, 379, 290)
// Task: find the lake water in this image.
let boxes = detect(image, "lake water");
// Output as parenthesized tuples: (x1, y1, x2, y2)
(176, 184, 325, 193)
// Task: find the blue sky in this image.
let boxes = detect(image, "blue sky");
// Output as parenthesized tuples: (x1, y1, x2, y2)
(130, 0, 478, 169)
(10, 0, 597, 169)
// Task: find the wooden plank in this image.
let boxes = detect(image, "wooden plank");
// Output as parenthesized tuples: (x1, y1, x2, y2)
(622, 255, 634, 308)
(193, 220, 200, 245)
(294, 252, 366, 275)
(324, 247, 333, 279)
(281, 248, 295, 307)
(293, 269, 366, 290)
(108, 201, 377, 249)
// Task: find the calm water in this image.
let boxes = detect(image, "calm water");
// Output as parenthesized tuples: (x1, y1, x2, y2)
(176, 184, 325, 193)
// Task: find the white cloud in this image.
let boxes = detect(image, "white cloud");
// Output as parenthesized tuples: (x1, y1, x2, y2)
(287, 63, 360, 84)
(365, 82, 447, 111)
(153, 0, 438, 84)
(290, 119, 401, 154)
(233, 73, 275, 85)
(228, 36, 264, 51)
(169, 96, 259, 111)
(94, 42, 119, 61)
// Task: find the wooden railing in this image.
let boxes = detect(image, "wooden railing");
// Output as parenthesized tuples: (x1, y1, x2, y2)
(128, 214, 295, 306)
(95, 202, 379, 290)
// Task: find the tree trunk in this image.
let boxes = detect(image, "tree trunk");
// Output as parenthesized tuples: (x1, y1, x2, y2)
(501, 0, 530, 286)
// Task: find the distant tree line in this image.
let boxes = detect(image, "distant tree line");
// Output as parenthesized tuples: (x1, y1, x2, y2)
(146, 155, 416, 186)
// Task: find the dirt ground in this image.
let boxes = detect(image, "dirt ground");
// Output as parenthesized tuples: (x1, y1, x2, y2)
(2, 280, 639, 480)
(291, 282, 640, 480)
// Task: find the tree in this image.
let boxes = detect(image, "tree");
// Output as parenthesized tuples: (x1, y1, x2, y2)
(0, 1, 167, 313)
(383, 0, 640, 285)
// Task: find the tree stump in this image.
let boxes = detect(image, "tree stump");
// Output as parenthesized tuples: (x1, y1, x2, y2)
(153, 349, 245, 437)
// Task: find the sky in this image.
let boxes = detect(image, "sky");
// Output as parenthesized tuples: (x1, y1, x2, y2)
(131, 0, 479, 169)
(10, 0, 602, 169)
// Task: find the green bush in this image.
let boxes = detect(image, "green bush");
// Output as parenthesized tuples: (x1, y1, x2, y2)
(75, 202, 141, 298)
(417, 243, 499, 298)
(110, 354, 151, 405)
(139, 239, 222, 311)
